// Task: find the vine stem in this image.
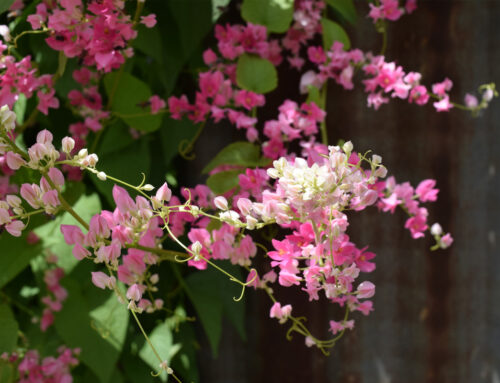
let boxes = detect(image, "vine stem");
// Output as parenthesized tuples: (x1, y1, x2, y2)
(42, 173, 89, 230)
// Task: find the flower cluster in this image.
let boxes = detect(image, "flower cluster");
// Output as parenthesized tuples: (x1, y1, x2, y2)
(368, 0, 417, 23)
(1, 347, 79, 383)
(302, 42, 498, 113)
(40, 256, 68, 331)
(0, 44, 58, 114)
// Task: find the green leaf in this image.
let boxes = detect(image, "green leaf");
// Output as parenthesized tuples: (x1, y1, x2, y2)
(0, 235, 42, 289)
(184, 271, 223, 356)
(321, 18, 351, 51)
(98, 121, 134, 157)
(0, 360, 15, 383)
(212, 0, 231, 21)
(55, 278, 127, 383)
(202, 141, 268, 174)
(0, 304, 18, 353)
(325, 0, 357, 24)
(89, 288, 129, 353)
(171, 321, 199, 383)
(241, 0, 294, 33)
(13, 94, 27, 125)
(34, 194, 101, 273)
(90, 139, 151, 206)
(132, 25, 164, 64)
(305, 85, 322, 105)
(167, 0, 213, 62)
(139, 320, 181, 382)
(184, 263, 246, 356)
(0, 0, 15, 15)
(104, 72, 162, 132)
(236, 54, 278, 94)
(206, 170, 243, 194)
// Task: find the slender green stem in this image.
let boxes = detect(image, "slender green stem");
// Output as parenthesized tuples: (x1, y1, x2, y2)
(8, 28, 51, 55)
(42, 173, 89, 230)
(127, 243, 187, 262)
(380, 24, 387, 56)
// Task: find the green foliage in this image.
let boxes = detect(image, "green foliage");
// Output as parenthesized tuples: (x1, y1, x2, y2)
(306, 85, 322, 105)
(236, 54, 278, 94)
(0, 235, 42, 289)
(139, 319, 181, 382)
(13, 94, 27, 125)
(133, 25, 164, 65)
(321, 18, 351, 51)
(170, 319, 199, 383)
(202, 141, 269, 174)
(206, 169, 243, 194)
(184, 263, 246, 356)
(0, 359, 15, 383)
(0, 304, 18, 353)
(326, 0, 357, 24)
(104, 72, 162, 133)
(0, 0, 15, 16)
(241, 0, 294, 33)
(55, 277, 129, 383)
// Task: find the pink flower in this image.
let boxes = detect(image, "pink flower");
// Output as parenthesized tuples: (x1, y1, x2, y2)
(140, 14, 157, 28)
(415, 179, 439, 202)
(440, 233, 453, 249)
(464, 93, 478, 108)
(269, 302, 292, 323)
(357, 281, 376, 299)
(203, 49, 217, 65)
(307, 46, 326, 64)
(404, 209, 428, 239)
(5, 151, 25, 170)
(234, 90, 265, 110)
(149, 95, 166, 114)
(433, 96, 453, 112)
(5, 220, 25, 237)
(409, 85, 429, 105)
(432, 78, 453, 97)
(126, 284, 142, 301)
(381, 0, 403, 21)
(37, 89, 59, 115)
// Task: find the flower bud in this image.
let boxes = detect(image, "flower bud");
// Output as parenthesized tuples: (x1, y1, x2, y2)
(342, 141, 353, 154)
(357, 281, 375, 299)
(62, 137, 75, 153)
(5, 220, 25, 237)
(126, 284, 142, 302)
(371, 154, 382, 165)
(97, 171, 107, 181)
(141, 184, 154, 191)
(36, 130, 53, 145)
(156, 182, 172, 202)
(0, 105, 16, 132)
(430, 223, 442, 236)
(78, 148, 88, 158)
(91, 271, 110, 289)
(86, 154, 98, 167)
(214, 196, 228, 211)
(5, 151, 25, 170)
(237, 197, 252, 216)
